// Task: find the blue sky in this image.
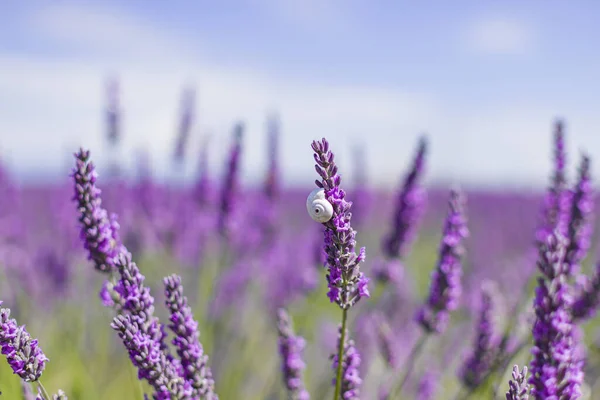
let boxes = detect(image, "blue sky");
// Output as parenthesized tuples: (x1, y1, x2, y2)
(1, 1, 600, 189)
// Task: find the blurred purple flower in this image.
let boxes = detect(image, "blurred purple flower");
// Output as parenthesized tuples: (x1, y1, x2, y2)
(173, 86, 196, 164)
(416, 189, 468, 334)
(382, 136, 427, 261)
(564, 154, 593, 277)
(330, 326, 362, 399)
(276, 308, 310, 400)
(459, 281, 501, 389)
(218, 123, 244, 238)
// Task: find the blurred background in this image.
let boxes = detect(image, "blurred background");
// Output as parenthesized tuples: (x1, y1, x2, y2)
(2, 1, 600, 188)
(2, 1, 600, 399)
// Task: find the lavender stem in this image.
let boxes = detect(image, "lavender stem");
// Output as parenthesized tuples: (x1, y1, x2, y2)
(333, 308, 348, 400)
(36, 382, 51, 400)
(391, 333, 429, 398)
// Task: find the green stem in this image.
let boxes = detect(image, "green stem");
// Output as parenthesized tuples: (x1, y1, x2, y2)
(36, 381, 51, 400)
(390, 332, 429, 398)
(333, 308, 348, 400)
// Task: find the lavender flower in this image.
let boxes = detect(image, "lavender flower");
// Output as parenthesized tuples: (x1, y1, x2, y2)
(330, 326, 361, 399)
(536, 120, 570, 245)
(164, 274, 217, 399)
(112, 315, 190, 399)
(564, 154, 592, 277)
(459, 282, 501, 389)
(506, 365, 530, 400)
(276, 309, 310, 400)
(0, 302, 48, 382)
(112, 251, 169, 359)
(529, 231, 583, 399)
(217, 123, 243, 237)
(311, 138, 369, 309)
(416, 189, 468, 334)
(72, 149, 122, 273)
(382, 136, 427, 260)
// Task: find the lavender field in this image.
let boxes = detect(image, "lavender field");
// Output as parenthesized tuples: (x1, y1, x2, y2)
(1, 111, 599, 400)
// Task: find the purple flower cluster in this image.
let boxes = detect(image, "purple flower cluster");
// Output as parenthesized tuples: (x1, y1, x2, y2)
(416, 189, 468, 334)
(105, 77, 120, 145)
(164, 274, 217, 399)
(529, 231, 583, 399)
(72, 148, 122, 273)
(311, 138, 369, 309)
(276, 308, 309, 400)
(506, 365, 530, 400)
(459, 282, 501, 388)
(330, 326, 361, 400)
(382, 136, 427, 260)
(0, 302, 48, 382)
(564, 154, 593, 277)
(416, 371, 438, 400)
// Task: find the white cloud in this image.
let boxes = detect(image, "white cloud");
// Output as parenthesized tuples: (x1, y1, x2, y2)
(462, 16, 536, 56)
(0, 3, 439, 187)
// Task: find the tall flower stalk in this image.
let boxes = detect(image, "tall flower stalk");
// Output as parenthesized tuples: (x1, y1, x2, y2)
(392, 189, 467, 397)
(310, 138, 369, 400)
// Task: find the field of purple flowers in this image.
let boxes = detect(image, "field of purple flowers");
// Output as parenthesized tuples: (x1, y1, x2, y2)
(1, 113, 599, 399)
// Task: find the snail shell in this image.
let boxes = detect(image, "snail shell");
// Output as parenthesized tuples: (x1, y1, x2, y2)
(306, 188, 334, 223)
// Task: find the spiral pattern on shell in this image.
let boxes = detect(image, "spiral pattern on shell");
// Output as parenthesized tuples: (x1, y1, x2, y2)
(307, 188, 334, 223)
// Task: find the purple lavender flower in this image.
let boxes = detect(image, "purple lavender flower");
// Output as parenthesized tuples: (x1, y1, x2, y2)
(536, 120, 570, 245)
(112, 251, 170, 359)
(217, 123, 243, 237)
(416, 189, 468, 334)
(506, 365, 530, 400)
(276, 309, 310, 400)
(0, 302, 48, 382)
(529, 231, 583, 399)
(564, 154, 593, 277)
(330, 326, 362, 400)
(72, 148, 122, 273)
(382, 136, 427, 260)
(311, 138, 369, 309)
(164, 274, 217, 399)
(459, 282, 501, 389)
(112, 315, 190, 399)
(173, 87, 196, 163)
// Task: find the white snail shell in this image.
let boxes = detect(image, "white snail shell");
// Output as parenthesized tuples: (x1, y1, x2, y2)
(306, 188, 334, 223)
